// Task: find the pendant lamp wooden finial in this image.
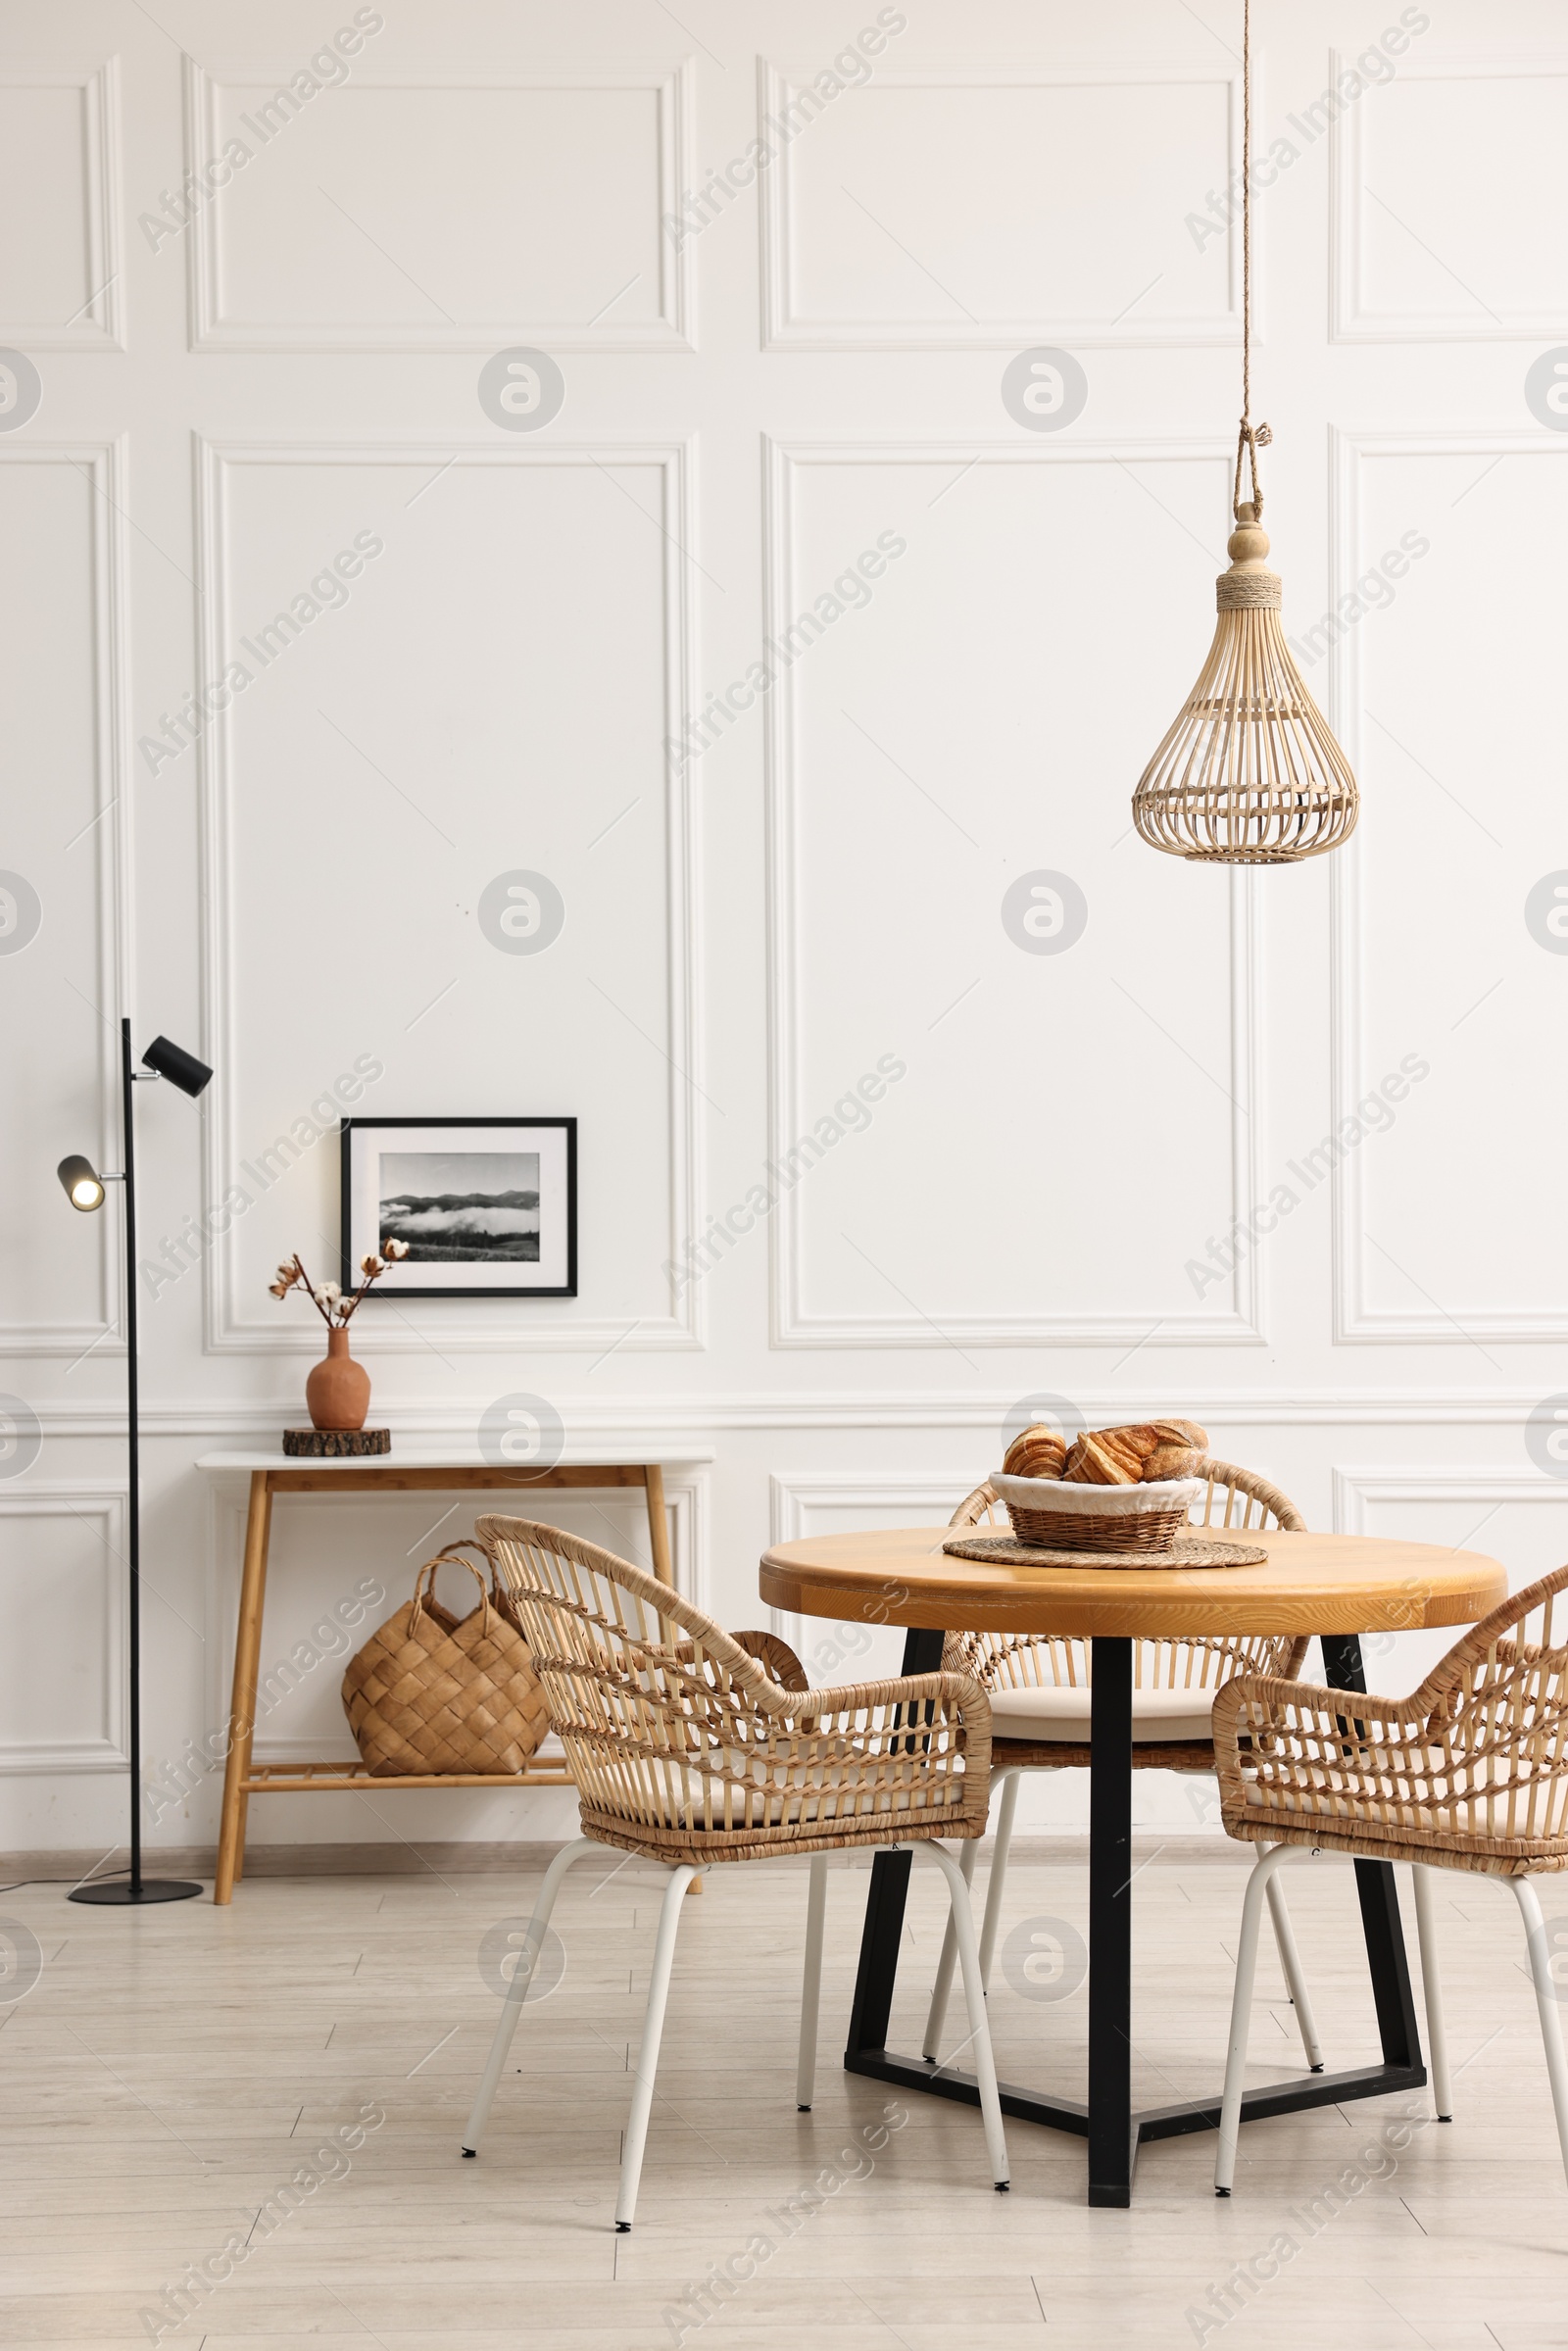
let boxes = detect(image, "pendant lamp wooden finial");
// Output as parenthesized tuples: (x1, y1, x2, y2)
(1130, 505, 1360, 867)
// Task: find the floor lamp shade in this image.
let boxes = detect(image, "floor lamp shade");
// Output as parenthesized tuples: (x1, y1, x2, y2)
(57, 1154, 106, 1210)
(142, 1035, 213, 1097)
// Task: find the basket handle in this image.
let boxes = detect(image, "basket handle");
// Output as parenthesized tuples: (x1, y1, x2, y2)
(412, 1543, 491, 1632)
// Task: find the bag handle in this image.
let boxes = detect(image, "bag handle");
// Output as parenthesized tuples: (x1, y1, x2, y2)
(483, 1549, 520, 1612)
(412, 1543, 491, 1633)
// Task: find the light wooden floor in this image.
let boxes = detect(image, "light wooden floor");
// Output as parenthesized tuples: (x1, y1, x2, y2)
(3, 1839, 1565, 2349)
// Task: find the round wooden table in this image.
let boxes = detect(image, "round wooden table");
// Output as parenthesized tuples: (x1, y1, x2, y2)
(760, 1523, 1508, 2207)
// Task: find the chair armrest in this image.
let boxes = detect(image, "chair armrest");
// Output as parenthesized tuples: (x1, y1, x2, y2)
(664, 1667, 993, 1847)
(1212, 1672, 1411, 1735)
(728, 1629, 808, 1693)
(1211, 1673, 1444, 1824)
(784, 1667, 989, 1732)
(767, 1668, 992, 1799)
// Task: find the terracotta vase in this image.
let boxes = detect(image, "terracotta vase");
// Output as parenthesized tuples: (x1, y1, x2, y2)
(306, 1325, 371, 1432)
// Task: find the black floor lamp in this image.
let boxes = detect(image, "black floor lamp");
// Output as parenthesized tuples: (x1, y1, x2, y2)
(58, 1018, 213, 1905)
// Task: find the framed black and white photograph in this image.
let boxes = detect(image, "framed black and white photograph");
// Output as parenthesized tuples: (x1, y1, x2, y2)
(340, 1118, 577, 1298)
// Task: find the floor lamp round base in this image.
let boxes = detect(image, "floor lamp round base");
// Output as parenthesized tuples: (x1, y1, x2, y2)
(68, 1880, 204, 1905)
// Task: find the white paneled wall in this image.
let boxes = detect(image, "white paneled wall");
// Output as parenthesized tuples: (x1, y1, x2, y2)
(4, 0, 1567, 1854)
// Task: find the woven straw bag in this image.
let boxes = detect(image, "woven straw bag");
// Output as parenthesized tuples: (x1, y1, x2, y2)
(341, 1543, 551, 1777)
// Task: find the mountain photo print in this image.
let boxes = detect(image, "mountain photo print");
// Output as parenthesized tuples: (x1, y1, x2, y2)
(339, 1118, 577, 1298)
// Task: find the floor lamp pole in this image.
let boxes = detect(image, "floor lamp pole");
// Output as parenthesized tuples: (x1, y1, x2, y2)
(123, 1015, 142, 1893)
(69, 1020, 201, 1905)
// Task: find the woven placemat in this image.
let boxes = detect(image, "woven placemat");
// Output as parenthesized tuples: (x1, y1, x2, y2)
(942, 1534, 1268, 1572)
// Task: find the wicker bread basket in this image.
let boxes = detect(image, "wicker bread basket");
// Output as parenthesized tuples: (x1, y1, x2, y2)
(990, 1471, 1203, 1555)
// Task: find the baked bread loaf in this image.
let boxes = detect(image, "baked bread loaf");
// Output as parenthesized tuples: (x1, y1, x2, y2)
(1143, 1442, 1200, 1481)
(1154, 1418, 1207, 1451)
(1002, 1426, 1067, 1480)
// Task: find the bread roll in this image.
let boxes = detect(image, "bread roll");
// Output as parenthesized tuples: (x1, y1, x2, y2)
(1003, 1426, 1066, 1481)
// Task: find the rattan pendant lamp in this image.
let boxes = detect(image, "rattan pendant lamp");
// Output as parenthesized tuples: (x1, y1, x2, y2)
(1132, 0, 1358, 864)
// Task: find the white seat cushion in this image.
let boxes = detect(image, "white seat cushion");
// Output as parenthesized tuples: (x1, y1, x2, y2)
(1240, 1780, 1568, 1842)
(989, 1683, 1217, 1744)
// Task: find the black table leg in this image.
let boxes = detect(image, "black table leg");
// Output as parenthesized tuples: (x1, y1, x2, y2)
(1088, 1636, 1135, 2206)
(845, 1627, 946, 2066)
(1320, 1633, 1423, 2071)
(842, 1618, 1425, 2201)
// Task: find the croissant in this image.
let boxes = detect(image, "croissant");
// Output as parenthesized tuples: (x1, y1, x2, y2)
(1100, 1428, 1154, 1480)
(1062, 1432, 1141, 1487)
(1003, 1426, 1067, 1480)
(1099, 1422, 1163, 1460)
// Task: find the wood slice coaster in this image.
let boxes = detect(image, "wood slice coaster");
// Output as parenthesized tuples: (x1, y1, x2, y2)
(282, 1427, 391, 1456)
(942, 1533, 1268, 1572)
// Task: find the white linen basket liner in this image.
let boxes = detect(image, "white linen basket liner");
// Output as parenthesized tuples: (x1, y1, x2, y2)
(990, 1473, 1203, 1517)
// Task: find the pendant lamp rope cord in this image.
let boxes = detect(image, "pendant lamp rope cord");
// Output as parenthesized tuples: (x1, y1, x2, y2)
(1233, 0, 1269, 521)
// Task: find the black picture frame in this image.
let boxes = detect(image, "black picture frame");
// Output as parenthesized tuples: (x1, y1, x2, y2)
(340, 1116, 577, 1299)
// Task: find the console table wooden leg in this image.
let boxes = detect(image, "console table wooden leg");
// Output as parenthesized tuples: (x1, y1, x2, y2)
(215, 1472, 271, 1905)
(645, 1464, 674, 1589)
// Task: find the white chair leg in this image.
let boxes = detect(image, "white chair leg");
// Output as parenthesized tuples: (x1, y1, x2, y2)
(913, 1842, 1010, 2190)
(1511, 1878, 1568, 2190)
(978, 1769, 1023, 1993)
(797, 1853, 828, 2110)
(921, 1830, 979, 2062)
(1256, 1840, 1325, 2072)
(1412, 1864, 1452, 2122)
(1216, 1843, 1303, 2195)
(462, 1835, 598, 2156)
(615, 1863, 696, 2231)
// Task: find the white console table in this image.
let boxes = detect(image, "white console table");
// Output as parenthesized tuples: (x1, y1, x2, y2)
(195, 1448, 711, 1903)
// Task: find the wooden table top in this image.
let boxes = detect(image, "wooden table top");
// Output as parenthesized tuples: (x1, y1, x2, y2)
(760, 1524, 1508, 1639)
(196, 1449, 711, 1474)
(195, 1450, 710, 1495)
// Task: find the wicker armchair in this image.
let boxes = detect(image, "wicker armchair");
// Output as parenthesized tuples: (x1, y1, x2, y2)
(456, 1516, 1009, 2227)
(1211, 1565, 1568, 2194)
(924, 1459, 1321, 2072)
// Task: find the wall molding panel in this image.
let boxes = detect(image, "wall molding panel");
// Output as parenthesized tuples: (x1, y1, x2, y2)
(0, 1486, 128, 1774)
(765, 1470, 967, 1646)
(760, 59, 1244, 351)
(1329, 427, 1568, 1344)
(763, 438, 1263, 1348)
(0, 62, 122, 349)
(193, 437, 703, 1356)
(1333, 1465, 1566, 1540)
(182, 59, 695, 352)
(0, 439, 129, 1357)
(767, 1469, 971, 1544)
(1331, 48, 1568, 342)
